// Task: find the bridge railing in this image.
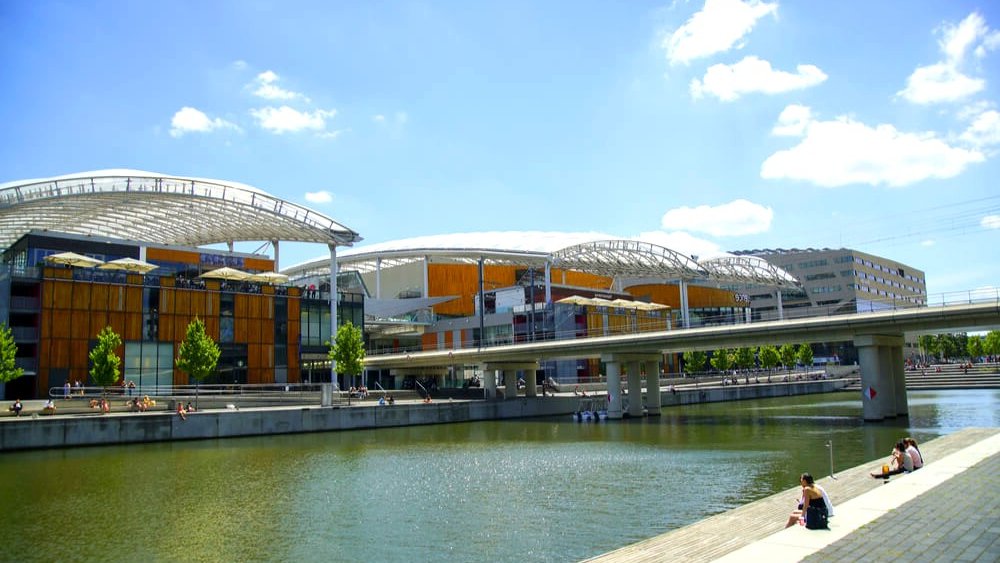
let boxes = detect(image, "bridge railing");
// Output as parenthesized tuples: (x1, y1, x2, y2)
(366, 288, 1000, 356)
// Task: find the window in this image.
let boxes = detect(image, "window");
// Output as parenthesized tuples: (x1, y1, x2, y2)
(124, 341, 174, 392)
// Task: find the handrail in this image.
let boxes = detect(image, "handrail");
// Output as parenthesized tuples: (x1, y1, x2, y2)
(365, 289, 1000, 357)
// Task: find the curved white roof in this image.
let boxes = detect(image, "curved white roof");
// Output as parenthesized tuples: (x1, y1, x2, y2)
(0, 169, 362, 249)
(284, 232, 798, 288)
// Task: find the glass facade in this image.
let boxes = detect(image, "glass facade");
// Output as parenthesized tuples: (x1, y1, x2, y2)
(123, 341, 175, 391)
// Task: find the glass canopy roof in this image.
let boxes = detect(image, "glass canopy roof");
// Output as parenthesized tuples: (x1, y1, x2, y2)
(285, 238, 798, 288)
(0, 169, 362, 250)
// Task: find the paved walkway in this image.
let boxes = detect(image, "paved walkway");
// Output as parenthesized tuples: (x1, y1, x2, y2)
(586, 427, 1000, 563)
(809, 450, 999, 562)
(717, 433, 1000, 562)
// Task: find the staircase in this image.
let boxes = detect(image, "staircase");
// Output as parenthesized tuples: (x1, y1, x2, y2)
(843, 362, 1000, 391)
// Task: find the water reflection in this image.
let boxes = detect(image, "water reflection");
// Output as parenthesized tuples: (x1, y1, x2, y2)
(1, 390, 996, 562)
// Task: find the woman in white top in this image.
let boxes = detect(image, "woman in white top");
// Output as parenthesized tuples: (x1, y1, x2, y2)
(904, 437, 923, 469)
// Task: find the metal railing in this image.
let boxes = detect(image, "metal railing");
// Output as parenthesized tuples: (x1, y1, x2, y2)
(366, 289, 1000, 356)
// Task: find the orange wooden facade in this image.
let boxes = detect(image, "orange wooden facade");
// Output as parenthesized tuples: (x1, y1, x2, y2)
(427, 264, 616, 317)
(37, 267, 300, 392)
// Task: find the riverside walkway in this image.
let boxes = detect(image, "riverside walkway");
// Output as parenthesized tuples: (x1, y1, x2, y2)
(585, 427, 999, 563)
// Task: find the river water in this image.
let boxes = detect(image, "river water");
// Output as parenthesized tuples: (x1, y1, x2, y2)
(2, 389, 997, 562)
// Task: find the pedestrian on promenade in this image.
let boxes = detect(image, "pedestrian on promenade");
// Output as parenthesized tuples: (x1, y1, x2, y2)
(786, 473, 832, 528)
(10, 399, 22, 417)
(870, 441, 913, 478)
(904, 437, 924, 469)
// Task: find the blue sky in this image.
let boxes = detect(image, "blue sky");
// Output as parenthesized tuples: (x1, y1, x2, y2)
(2, 0, 998, 299)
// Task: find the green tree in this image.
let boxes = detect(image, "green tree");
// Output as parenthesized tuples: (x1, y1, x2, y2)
(89, 326, 122, 405)
(0, 323, 24, 386)
(329, 321, 365, 388)
(176, 317, 221, 410)
(682, 350, 707, 377)
(797, 344, 814, 370)
(759, 345, 780, 381)
(967, 335, 984, 361)
(734, 346, 756, 383)
(918, 334, 937, 362)
(710, 348, 732, 374)
(936, 333, 965, 360)
(779, 343, 797, 372)
(984, 331, 1000, 357)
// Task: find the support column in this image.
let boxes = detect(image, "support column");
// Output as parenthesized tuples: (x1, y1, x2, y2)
(645, 360, 662, 415)
(679, 279, 690, 329)
(602, 355, 623, 419)
(544, 261, 552, 305)
(328, 244, 339, 387)
(422, 256, 429, 298)
(271, 239, 279, 269)
(776, 289, 784, 321)
(483, 366, 497, 399)
(484, 362, 538, 401)
(504, 369, 518, 400)
(375, 256, 382, 299)
(626, 361, 643, 417)
(525, 368, 538, 398)
(854, 334, 904, 421)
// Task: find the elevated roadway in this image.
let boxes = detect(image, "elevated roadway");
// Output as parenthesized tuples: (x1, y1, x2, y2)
(365, 300, 1000, 421)
(366, 301, 1000, 368)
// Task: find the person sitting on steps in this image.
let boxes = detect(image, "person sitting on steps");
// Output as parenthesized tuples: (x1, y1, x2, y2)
(871, 440, 913, 478)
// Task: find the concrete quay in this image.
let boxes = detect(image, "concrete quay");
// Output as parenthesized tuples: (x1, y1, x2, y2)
(585, 427, 1000, 563)
(0, 378, 847, 451)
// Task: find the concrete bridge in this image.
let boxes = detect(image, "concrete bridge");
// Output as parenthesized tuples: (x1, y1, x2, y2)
(365, 301, 1000, 422)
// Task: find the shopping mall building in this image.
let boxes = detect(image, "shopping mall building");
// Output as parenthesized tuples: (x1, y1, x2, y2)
(0, 171, 926, 398)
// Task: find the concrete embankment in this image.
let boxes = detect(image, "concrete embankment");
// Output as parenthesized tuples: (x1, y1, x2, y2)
(584, 427, 1000, 563)
(0, 378, 848, 452)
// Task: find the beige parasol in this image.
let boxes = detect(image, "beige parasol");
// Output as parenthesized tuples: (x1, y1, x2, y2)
(44, 251, 105, 268)
(199, 267, 251, 281)
(249, 271, 290, 284)
(98, 257, 158, 274)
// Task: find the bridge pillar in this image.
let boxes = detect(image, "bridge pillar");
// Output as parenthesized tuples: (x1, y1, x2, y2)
(605, 360, 623, 419)
(626, 361, 643, 418)
(504, 369, 518, 400)
(854, 334, 905, 421)
(524, 368, 538, 398)
(645, 361, 662, 415)
(484, 362, 538, 401)
(483, 367, 497, 399)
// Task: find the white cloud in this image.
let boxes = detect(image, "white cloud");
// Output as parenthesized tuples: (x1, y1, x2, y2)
(232, 60, 248, 70)
(983, 215, 1000, 229)
(250, 70, 309, 102)
(920, 240, 936, 247)
(898, 62, 984, 104)
(940, 12, 999, 63)
(660, 199, 773, 237)
(761, 105, 985, 187)
(250, 106, 337, 134)
(690, 56, 827, 101)
(169, 106, 239, 138)
(898, 12, 999, 104)
(663, 0, 777, 65)
(959, 109, 1000, 148)
(373, 114, 386, 123)
(305, 191, 333, 204)
(317, 129, 348, 139)
(772, 104, 812, 136)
